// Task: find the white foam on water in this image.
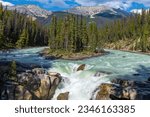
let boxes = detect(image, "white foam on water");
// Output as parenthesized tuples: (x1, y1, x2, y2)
(1, 47, 150, 99)
(50, 63, 110, 100)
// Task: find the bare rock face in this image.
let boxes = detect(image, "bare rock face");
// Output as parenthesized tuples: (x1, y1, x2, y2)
(0, 68, 62, 100)
(77, 64, 86, 71)
(95, 79, 150, 100)
(57, 92, 69, 100)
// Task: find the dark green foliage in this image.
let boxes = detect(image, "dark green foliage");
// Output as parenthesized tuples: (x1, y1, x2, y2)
(48, 15, 100, 52)
(0, 4, 48, 49)
(99, 9, 150, 52)
(1, 2, 150, 53)
(9, 61, 17, 81)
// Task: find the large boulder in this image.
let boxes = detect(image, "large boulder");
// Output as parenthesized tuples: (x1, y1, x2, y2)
(77, 64, 86, 71)
(0, 67, 62, 100)
(57, 92, 69, 100)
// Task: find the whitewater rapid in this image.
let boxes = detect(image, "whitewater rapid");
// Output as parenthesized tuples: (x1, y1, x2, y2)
(1, 47, 150, 100)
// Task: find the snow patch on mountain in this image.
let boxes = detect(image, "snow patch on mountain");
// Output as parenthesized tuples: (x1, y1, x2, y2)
(7, 5, 52, 19)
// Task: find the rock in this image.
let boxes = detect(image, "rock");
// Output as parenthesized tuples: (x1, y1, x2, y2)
(15, 85, 26, 100)
(95, 79, 150, 100)
(94, 71, 111, 77)
(77, 64, 86, 71)
(94, 72, 101, 77)
(111, 79, 135, 87)
(47, 72, 61, 77)
(122, 87, 137, 100)
(48, 75, 61, 99)
(95, 84, 112, 100)
(57, 92, 69, 100)
(148, 77, 150, 81)
(23, 90, 32, 100)
(38, 75, 51, 99)
(133, 73, 141, 76)
(95, 48, 105, 53)
(95, 83, 122, 100)
(32, 68, 45, 74)
(0, 66, 62, 100)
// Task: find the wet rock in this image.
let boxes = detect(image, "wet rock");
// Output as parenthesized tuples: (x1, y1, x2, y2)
(133, 73, 141, 76)
(111, 79, 135, 87)
(57, 92, 69, 100)
(0, 66, 62, 100)
(47, 72, 61, 77)
(95, 79, 150, 100)
(32, 68, 45, 74)
(94, 71, 111, 77)
(38, 75, 51, 99)
(95, 84, 112, 100)
(94, 72, 102, 77)
(122, 87, 136, 99)
(77, 64, 86, 71)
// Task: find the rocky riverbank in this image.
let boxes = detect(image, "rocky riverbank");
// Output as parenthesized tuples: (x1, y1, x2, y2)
(1, 61, 150, 100)
(95, 78, 150, 100)
(0, 61, 62, 100)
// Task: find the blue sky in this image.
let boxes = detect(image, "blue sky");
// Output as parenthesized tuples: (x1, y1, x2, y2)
(0, 0, 149, 11)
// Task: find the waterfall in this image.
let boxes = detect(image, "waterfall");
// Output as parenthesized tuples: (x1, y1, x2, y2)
(1, 47, 150, 100)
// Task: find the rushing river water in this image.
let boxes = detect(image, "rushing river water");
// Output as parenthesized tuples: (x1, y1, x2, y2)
(1, 47, 150, 100)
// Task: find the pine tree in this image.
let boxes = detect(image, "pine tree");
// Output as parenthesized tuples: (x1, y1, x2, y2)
(9, 61, 17, 81)
(0, 20, 4, 48)
(16, 28, 29, 48)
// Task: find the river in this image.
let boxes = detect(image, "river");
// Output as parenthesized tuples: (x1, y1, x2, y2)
(0, 47, 150, 100)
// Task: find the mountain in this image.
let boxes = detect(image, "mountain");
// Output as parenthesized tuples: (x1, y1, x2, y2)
(7, 5, 52, 19)
(66, 6, 130, 18)
(6, 5, 131, 26)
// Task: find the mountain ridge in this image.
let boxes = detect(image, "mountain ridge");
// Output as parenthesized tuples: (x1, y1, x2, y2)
(6, 4, 132, 25)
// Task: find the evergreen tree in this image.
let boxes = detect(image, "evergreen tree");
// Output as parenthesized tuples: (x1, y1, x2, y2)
(9, 61, 17, 81)
(16, 28, 29, 48)
(0, 20, 4, 48)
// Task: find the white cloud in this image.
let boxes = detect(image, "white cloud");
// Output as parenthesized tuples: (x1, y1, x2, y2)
(98, 1, 132, 10)
(74, 0, 150, 9)
(0, 0, 14, 6)
(27, 0, 70, 8)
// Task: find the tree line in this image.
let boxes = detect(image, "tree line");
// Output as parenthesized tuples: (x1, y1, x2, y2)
(48, 15, 101, 52)
(0, 4, 48, 49)
(99, 9, 150, 52)
(1, 3, 150, 53)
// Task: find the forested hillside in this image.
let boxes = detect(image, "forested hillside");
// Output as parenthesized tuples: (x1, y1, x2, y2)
(101, 9, 150, 52)
(1, 2, 150, 53)
(48, 9, 150, 53)
(0, 4, 48, 49)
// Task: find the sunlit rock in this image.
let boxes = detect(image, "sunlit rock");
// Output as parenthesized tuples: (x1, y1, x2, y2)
(57, 92, 69, 100)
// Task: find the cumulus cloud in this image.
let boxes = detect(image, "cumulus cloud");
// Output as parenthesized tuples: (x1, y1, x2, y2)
(0, 0, 14, 6)
(74, 0, 150, 9)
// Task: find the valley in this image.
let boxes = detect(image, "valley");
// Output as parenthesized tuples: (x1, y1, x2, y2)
(0, 3, 150, 100)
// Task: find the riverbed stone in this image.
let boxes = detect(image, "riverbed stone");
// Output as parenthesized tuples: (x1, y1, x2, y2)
(77, 64, 86, 71)
(57, 92, 69, 100)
